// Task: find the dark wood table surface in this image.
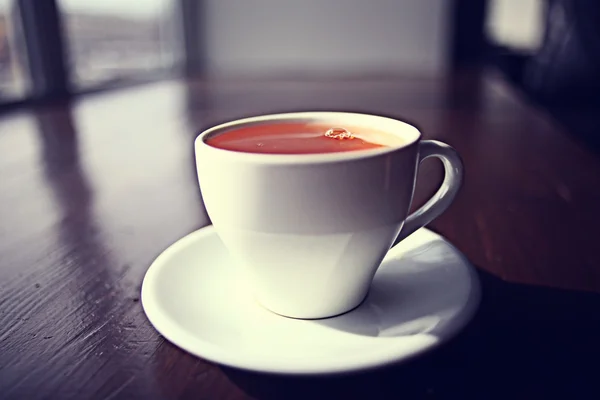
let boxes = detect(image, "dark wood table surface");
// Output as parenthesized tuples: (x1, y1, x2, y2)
(1, 71, 600, 399)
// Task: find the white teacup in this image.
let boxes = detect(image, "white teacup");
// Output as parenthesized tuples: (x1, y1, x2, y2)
(195, 112, 463, 319)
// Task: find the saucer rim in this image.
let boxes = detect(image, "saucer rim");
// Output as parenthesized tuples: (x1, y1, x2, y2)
(141, 225, 481, 375)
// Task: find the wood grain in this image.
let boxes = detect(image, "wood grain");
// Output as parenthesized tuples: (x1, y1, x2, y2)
(1, 71, 600, 399)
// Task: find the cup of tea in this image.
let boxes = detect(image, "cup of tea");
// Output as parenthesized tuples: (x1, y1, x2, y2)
(195, 112, 463, 319)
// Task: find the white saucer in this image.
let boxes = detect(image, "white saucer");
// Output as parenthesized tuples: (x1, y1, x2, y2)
(141, 225, 480, 375)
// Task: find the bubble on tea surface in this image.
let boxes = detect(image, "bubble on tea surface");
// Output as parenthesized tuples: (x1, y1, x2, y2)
(325, 127, 354, 140)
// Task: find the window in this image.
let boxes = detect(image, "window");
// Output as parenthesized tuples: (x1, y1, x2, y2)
(58, 0, 181, 90)
(486, 0, 544, 51)
(0, 0, 30, 101)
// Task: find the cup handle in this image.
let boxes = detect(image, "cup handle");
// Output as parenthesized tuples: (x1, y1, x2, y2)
(393, 140, 464, 246)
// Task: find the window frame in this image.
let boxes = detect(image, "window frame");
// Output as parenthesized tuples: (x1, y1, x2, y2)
(0, 0, 196, 111)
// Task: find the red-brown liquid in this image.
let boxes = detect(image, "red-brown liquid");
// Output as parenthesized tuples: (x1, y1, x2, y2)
(206, 123, 400, 154)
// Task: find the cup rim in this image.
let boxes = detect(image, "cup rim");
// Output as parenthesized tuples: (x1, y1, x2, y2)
(195, 112, 422, 165)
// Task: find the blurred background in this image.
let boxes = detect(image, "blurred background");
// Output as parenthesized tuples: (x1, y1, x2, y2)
(0, 0, 598, 149)
(0, 0, 541, 96)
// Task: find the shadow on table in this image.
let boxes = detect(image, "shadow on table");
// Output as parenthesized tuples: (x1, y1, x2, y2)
(222, 267, 600, 399)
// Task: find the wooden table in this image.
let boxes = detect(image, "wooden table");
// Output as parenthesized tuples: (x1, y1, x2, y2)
(1, 71, 599, 399)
